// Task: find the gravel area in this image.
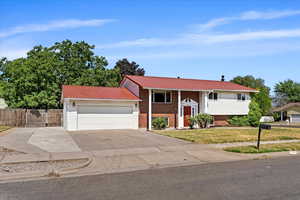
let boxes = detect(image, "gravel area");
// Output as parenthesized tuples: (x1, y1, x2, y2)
(0, 159, 88, 173)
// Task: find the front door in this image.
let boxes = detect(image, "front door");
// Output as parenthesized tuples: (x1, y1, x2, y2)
(184, 106, 191, 127)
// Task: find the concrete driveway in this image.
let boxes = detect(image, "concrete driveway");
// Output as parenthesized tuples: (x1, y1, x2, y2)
(0, 127, 81, 153)
(69, 129, 190, 151)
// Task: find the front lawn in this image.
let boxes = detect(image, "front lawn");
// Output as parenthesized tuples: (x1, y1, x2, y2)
(155, 128, 300, 144)
(224, 142, 300, 153)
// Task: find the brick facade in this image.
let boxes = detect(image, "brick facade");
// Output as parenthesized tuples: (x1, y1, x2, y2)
(213, 115, 230, 126)
(138, 89, 200, 128)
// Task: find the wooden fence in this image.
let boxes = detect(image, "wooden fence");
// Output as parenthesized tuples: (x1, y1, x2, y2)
(0, 109, 62, 127)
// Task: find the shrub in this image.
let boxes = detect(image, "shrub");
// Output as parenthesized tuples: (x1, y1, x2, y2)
(228, 116, 250, 126)
(188, 116, 197, 129)
(195, 113, 213, 128)
(248, 100, 262, 127)
(152, 117, 167, 130)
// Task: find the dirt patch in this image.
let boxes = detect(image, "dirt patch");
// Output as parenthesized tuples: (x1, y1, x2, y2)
(0, 159, 88, 173)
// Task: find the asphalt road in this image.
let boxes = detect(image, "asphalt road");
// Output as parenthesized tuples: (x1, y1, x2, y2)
(1, 156, 300, 200)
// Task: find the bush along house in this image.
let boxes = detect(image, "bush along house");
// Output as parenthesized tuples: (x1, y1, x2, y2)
(62, 75, 257, 131)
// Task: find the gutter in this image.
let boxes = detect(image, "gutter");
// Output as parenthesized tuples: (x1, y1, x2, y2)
(143, 87, 257, 93)
(63, 98, 141, 102)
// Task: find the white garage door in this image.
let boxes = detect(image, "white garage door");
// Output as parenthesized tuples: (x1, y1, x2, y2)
(77, 105, 137, 130)
(291, 114, 300, 123)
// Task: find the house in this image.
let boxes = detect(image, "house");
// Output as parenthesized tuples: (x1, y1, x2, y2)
(273, 102, 300, 123)
(62, 75, 257, 131)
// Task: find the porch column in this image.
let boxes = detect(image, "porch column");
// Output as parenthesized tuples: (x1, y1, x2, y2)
(203, 92, 208, 113)
(177, 90, 182, 129)
(148, 89, 152, 130)
(281, 111, 284, 121)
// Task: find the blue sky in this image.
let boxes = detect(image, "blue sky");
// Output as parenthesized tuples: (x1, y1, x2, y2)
(1, 0, 300, 91)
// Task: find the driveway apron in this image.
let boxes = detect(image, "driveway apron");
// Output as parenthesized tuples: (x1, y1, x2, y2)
(28, 127, 81, 153)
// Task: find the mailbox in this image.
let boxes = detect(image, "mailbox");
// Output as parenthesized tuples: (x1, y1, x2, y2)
(257, 124, 272, 150)
(260, 124, 272, 130)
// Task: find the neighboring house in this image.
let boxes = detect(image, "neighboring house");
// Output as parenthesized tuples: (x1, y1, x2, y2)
(0, 98, 7, 109)
(62, 75, 257, 131)
(273, 102, 300, 123)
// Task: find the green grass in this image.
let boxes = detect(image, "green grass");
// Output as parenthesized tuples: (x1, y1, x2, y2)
(224, 142, 300, 153)
(155, 128, 300, 144)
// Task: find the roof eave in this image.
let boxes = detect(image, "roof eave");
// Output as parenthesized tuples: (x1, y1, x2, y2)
(63, 97, 141, 102)
(143, 87, 257, 93)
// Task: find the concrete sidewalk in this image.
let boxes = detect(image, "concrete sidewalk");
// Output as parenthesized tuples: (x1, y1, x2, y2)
(1, 143, 299, 181)
(73, 144, 298, 177)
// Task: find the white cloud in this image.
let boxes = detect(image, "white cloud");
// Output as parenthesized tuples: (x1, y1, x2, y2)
(98, 28, 300, 49)
(197, 10, 300, 32)
(240, 10, 300, 20)
(0, 19, 115, 38)
(193, 29, 300, 44)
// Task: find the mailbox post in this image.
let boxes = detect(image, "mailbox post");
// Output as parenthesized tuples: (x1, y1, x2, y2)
(257, 124, 272, 150)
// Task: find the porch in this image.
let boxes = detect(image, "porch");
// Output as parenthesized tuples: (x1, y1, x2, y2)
(146, 90, 210, 130)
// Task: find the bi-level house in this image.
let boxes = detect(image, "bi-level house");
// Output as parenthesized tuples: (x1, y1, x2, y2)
(62, 75, 257, 131)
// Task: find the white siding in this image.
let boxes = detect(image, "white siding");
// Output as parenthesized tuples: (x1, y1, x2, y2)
(64, 100, 78, 131)
(63, 100, 139, 131)
(207, 92, 251, 115)
(121, 78, 139, 97)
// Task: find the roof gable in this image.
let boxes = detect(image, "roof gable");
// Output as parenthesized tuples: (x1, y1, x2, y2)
(62, 85, 140, 101)
(124, 75, 257, 92)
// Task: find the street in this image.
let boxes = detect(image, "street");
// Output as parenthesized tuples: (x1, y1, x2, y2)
(1, 156, 300, 200)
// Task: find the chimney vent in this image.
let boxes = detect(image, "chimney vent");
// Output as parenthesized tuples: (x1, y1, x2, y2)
(221, 75, 225, 82)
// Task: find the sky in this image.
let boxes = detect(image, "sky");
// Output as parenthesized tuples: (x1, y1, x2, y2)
(1, 0, 300, 91)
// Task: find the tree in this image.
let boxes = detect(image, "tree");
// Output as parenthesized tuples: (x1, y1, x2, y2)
(252, 87, 272, 115)
(248, 100, 262, 127)
(231, 75, 271, 115)
(231, 75, 267, 90)
(0, 40, 121, 109)
(274, 80, 300, 106)
(114, 58, 145, 77)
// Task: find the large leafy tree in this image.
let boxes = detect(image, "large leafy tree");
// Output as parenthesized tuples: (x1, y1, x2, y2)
(274, 80, 300, 106)
(114, 58, 145, 77)
(0, 40, 121, 109)
(231, 75, 272, 115)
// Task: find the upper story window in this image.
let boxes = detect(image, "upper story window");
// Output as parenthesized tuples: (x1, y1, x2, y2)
(237, 93, 246, 101)
(209, 92, 218, 100)
(152, 91, 172, 103)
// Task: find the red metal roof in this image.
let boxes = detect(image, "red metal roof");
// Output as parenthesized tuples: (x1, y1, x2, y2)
(125, 75, 257, 92)
(62, 85, 140, 101)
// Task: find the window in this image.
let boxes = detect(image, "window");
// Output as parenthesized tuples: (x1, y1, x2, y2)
(152, 91, 172, 103)
(209, 92, 218, 100)
(237, 93, 246, 101)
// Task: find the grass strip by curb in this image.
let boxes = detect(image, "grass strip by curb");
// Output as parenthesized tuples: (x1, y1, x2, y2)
(224, 142, 300, 154)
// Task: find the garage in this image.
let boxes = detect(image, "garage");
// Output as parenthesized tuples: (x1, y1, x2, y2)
(62, 85, 140, 131)
(77, 105, 137, 130)
(291, 114, 300, 123)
